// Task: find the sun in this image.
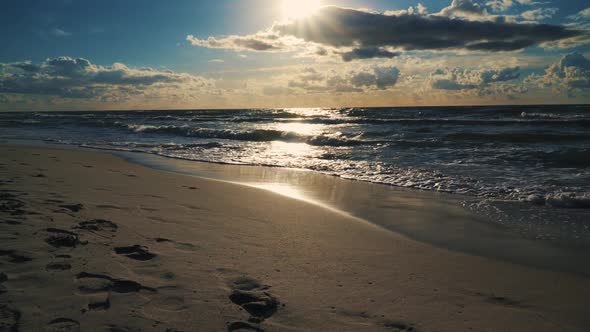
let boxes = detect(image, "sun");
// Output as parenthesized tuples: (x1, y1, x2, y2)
(281, 0, 322, 19)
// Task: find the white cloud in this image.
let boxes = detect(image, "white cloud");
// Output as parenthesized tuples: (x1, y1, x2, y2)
(529, 52, 590, 96)
(520, 8, 558, 22)
(0, 56, 215, 101)
(486, 0, 545, 12)
(385, 3, 429, 16)
(286, 65, 400, 93)
(568, 8, 590, 21)
(429, 66, 521, 91)
(438, 0, 488, 18)
(51, 28, 71, 37)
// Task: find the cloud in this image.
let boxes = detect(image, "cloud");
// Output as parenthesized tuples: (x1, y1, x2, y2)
(531, 52, 590, 95)
(486, 0, 542, 12)
(189, 4, 584, 59)
(286, 65, 400, 93)
(187, 31, 295, 52)
(276, 6, 580, 52)
(430, 66, 521, 90)
(0, 61, 39, 73)
(520, 8, 558, 22)
(438, 0, 487, 18)
(0, 56, 214, 100)
(50, 28, 71, 37)
(568, 8, 590, 21)
(385, 3, 429, 16)
(340, 47, 400, 62)
(209, 59, 225, 63)
(351, 66, 400, 89)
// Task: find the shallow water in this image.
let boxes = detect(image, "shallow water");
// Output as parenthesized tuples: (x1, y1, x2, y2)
(122, 151, 590, 276)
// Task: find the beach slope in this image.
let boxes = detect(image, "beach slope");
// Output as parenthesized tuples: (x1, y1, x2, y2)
(0, 145, 588, 331)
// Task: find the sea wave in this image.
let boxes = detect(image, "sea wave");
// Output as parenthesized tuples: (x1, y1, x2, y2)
(527, 193, 590, 209)
(443, 132, 590, 143)
(124, 124, 386, 147)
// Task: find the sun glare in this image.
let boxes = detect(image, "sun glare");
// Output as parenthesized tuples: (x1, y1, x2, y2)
(281, 0, 322, 19)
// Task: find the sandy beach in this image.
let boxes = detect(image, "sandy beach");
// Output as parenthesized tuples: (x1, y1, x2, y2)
(1, 144, 589, 331)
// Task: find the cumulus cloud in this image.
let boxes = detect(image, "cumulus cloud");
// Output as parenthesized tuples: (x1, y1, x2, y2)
(568, 8, 590, 23)
(187, 31, 296, 52)
(531, 52, 590, 95)
(520, 8, 558, 22)
(429, 66, 521, 90)
(385, 3, 429, 16)
(438, 0, 487, 18)
(188, 4, 583, 59)
(287, 65, 400, 93)
(0, 56, 214, 100)
(486, 0, 541, 12)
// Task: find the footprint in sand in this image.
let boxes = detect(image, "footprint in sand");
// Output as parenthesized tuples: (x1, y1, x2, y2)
(485, 295, 525, 308)
(76, 219, 118, 233)
(383, 320, 416, 331)
(76, 272, 155, 294)
(0, 249, 32, 263)
(95, 204, 122, 210)
(0, 192, 27, 215)
(43, 318, 80, 332)
(87, 294, 111, 311)
(104, 324, 141, 332)
(46, 262, 72, 271)
(225, 275, 280, 331)
(58, 203, 84, 213)
(114, 245, 157, 261)
(0, 305, 20, 331)
(45, 228, 83, 248)
(0, 273, 7, 294)
(154, 238, 199, 252)
(469, 290, 527, 308)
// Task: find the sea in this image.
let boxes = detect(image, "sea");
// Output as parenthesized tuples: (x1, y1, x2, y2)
(1, 105, 590, 268)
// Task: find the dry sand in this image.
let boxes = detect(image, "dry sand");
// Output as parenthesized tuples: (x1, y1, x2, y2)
(0, 144, 589, 331)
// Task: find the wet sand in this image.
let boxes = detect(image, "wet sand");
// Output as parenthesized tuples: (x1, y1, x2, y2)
(0, 144, 589, 331)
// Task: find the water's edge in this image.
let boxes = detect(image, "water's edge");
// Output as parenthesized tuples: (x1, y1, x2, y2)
(4, 138, 590, 276)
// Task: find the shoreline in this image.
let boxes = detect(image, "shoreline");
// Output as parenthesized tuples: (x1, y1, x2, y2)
(4, 139, 590, 276)
(0, 144, 589, 331)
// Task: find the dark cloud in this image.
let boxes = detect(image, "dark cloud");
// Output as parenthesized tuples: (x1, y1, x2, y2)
(341, 47, 400, 62)
(275, 6, 581, 52)
(190, 4, 584, 59)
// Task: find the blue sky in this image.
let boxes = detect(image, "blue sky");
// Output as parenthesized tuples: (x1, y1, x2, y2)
(1, 0, 590, 110)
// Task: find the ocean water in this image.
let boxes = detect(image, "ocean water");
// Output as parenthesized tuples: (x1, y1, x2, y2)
(1, 105, 590, 249)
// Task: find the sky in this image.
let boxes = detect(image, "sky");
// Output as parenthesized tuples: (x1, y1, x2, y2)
(1, 0, 590, 111)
